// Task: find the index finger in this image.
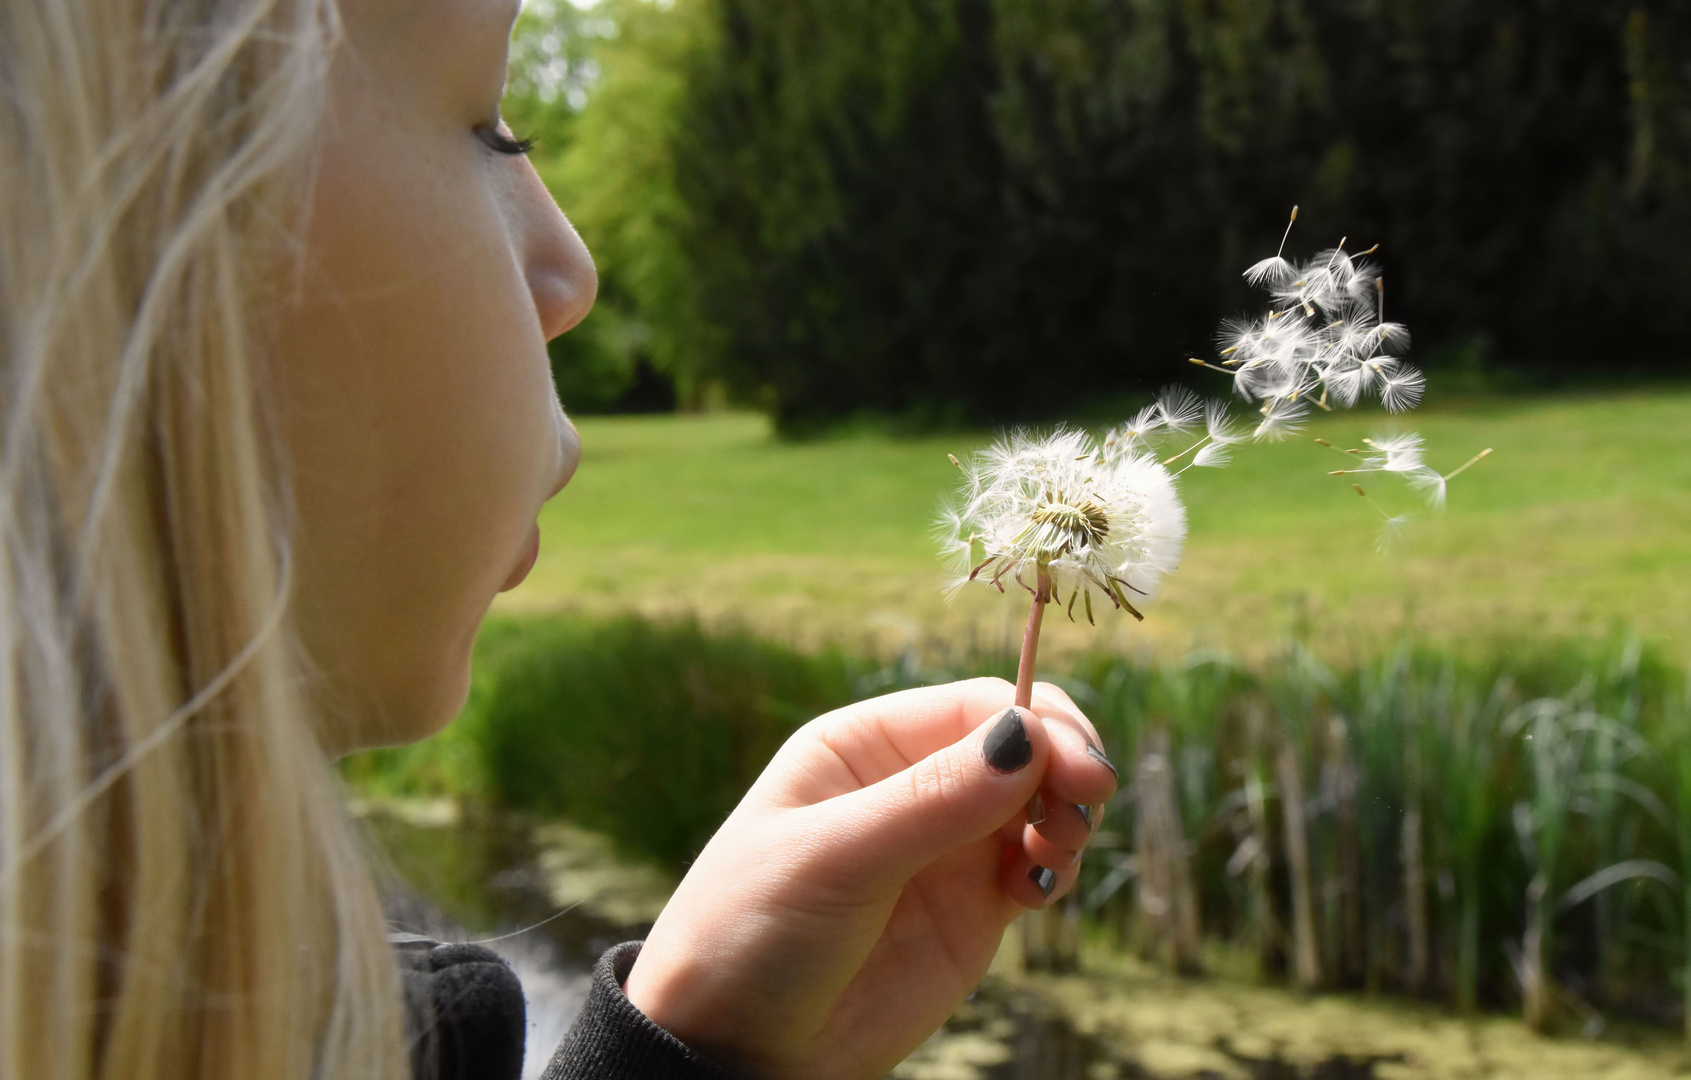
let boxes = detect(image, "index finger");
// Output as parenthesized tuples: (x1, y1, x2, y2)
(759, 677, 1021, 806)
(1027, 681, 1101, 751)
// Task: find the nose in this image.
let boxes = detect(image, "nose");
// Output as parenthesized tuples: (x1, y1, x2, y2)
(514, 161, 597, 341)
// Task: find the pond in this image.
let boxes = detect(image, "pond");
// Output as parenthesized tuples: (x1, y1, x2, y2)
(360, 800, 1687, 1080)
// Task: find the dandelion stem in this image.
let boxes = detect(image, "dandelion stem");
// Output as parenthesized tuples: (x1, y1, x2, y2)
(1014, 564, 1052, 710)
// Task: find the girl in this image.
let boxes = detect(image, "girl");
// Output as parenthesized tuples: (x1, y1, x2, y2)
(0, 0, 1116, 1077)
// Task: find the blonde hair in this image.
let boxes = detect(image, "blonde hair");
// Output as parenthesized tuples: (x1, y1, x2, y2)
(0, 1, 407, 1077)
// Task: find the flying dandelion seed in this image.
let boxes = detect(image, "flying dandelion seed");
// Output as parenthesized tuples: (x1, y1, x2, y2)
(939, 427, 1186, 708)
(933, 210, 1492, 719)
(1186, 208, 1492, 536)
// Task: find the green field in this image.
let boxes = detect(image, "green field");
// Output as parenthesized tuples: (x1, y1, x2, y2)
(502, 388, 1691, 663)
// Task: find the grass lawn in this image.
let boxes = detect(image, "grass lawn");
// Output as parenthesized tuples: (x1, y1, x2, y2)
(500, 387, 1691, 664)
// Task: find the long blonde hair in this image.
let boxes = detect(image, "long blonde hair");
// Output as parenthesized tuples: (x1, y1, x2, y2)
(0, 1, 408, 1077)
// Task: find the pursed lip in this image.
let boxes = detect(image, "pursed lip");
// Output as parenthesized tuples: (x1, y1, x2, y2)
(499, 521, 541, 592)
(504, 410, 576, 594)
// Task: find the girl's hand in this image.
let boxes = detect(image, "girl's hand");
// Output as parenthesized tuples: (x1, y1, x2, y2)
(621, 677, 1117, 1080)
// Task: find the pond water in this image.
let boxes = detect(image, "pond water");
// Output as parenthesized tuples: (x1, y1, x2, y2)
(361, 801, 1685, 1080)
(362, 800, 1126, 1080)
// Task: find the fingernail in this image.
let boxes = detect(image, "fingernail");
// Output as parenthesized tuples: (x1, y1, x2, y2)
(983, 707, 1033, 773)
(1026, 791, 1046, 825)
(1086, 744, 1117, 777)
(1029, 865, 1056, 899)
(1073, 803, 1092, 830)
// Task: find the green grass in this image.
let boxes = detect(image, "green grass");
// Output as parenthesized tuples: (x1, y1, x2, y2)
(504, 387, 1691, 663)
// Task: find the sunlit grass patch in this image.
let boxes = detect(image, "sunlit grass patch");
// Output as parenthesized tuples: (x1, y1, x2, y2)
(505, 388, 1691, 662)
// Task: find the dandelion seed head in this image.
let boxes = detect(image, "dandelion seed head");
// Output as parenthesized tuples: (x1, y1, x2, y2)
(941, 428, 1187, 611)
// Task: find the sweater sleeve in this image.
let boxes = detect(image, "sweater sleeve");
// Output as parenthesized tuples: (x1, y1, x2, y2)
(541, 942, 739, 1080)
(394, 937, 527, 1080)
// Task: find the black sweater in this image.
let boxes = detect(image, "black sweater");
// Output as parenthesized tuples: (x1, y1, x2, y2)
(400, 937, 735, 1080)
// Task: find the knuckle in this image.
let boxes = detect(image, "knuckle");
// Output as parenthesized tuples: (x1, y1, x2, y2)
(909, 747, 971, 816)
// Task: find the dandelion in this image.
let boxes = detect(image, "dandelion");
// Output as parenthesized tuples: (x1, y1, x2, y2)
(934, 212, 1492, 707)
(940, 427, 1187, 707)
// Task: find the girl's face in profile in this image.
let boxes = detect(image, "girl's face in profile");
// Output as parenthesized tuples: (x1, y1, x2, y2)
(274, 0, 594, 749)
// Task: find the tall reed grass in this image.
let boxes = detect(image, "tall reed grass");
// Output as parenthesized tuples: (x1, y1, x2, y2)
(344, 615, 1691, 1035)
(1072, 637, 1690, 1035)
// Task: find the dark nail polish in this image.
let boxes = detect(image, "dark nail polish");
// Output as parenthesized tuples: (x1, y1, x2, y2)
(1029, 865, 1056, 898)
(1074, 803, 1092, 829)
(983, 707, 1033, 773)
(1086, 744, 1117, 777)
(1026, 792, 1046, 825)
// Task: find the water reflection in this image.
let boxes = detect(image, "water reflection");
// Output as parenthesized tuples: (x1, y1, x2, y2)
(360, 801, 1640, 1080)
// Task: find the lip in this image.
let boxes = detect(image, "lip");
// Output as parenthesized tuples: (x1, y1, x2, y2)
(500, 522, 541, 593)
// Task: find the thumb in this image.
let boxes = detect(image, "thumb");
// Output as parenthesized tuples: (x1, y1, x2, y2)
(819, 706, 1049, 885)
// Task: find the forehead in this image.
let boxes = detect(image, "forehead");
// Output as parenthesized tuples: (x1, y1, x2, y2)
(349, 0, 519, 33)
(339, 0, 521, 99)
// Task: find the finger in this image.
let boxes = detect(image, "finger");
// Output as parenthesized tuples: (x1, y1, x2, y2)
(806, 704, 1050, 886)
(1032, 715, 1117, 809)
(1004, 843, 1080, 909)
(1027, 794, 1095, 855)
(762, 678, 1019, 806)
(1027, 681, 1102, 749)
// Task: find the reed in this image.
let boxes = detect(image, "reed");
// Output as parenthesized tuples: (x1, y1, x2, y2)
(345, 615, 1691, 1033)
(1076, 636, 1689, 1031)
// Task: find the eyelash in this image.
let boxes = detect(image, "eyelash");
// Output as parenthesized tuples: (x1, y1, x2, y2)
(476, 125, 535, 156)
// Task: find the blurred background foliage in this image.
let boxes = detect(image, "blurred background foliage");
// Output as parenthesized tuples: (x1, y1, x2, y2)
(505, 0, 1691, 430)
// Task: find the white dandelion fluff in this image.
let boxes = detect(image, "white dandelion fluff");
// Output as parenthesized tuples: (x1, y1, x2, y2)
(1252, 395, 1311, 441)
(941, 428, 1187, 624)
(931, 209, 1493, 715)
(1184, 208, 1493, 538)
(1202, 216, 1426, 421)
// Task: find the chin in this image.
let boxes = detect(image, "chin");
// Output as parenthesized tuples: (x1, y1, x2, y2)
(397, 650, 476, 747)
(327, 648, 475, 757)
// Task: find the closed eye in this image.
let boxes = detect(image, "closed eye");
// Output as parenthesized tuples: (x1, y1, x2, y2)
(476, 124, 534, 156)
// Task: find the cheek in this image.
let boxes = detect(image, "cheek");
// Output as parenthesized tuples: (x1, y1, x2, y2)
(278, 129, 558, 738)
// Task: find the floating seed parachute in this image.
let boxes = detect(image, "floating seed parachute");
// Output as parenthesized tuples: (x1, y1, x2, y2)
(939, 208, 1491, 709)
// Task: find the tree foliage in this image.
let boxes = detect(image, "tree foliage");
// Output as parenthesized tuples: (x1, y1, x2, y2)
(544, 0, 1691, 428)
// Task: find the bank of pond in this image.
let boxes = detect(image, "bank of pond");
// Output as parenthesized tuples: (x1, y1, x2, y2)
(344, 614, 1691, 1048)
